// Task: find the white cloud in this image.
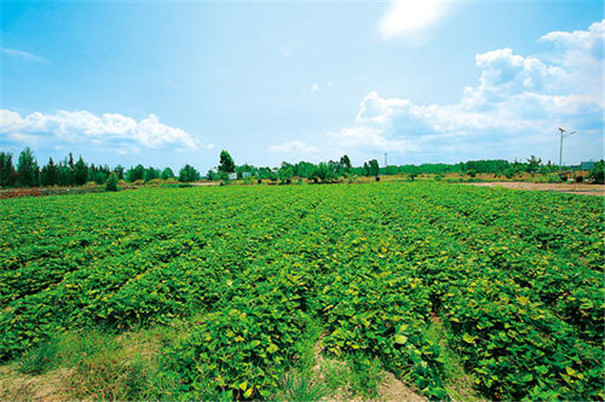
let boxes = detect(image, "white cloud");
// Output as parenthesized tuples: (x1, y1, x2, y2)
(273, 20, 604, 164)
(311, 83, 320, 93)
(0, 110, 209, 153)
(2, 47, 49, 63)
(378, 0, 448, 41)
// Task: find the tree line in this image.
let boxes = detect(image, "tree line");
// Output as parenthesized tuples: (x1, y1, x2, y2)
(1, 147, 602, 188)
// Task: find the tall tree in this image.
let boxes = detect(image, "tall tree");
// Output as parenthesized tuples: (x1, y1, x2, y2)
(161, 167, 175, 180)
(218, 150, 236, 173)
(17, 147, 40, 187)
(368, 159, 380, 177)
(179, 164, 200, 182)
(74, 156, 89, 185)
(340, 155, 352, 172)
(126, 164, 145, 182)
(40, 157, 60, 186)
(0, 152, 16, 187)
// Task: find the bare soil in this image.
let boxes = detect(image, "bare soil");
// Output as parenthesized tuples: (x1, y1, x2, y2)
(462, 181, 604, 196)
(0, 366, 71, 401)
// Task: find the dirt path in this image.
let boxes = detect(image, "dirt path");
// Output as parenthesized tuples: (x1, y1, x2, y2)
(462, 181, 604, 196)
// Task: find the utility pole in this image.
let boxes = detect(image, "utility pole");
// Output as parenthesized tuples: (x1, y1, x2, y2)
(557, 128, 576, 173)
(384, 153, 387, 168)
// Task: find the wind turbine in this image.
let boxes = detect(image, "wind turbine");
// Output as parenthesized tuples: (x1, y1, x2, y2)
(557, 128, 576, 173)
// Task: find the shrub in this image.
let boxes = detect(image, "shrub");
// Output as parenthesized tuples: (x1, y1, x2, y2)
(588, 160, 604, 184)
(105, 172, 119, 192)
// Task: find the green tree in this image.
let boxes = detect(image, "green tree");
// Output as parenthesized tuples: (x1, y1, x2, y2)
(588, 160, 604, 184)
(179, 164, 200, 182)
(368, 159, 380, 177)
(126, 164, 145, 182)
(278, 165, 294, 184)
(206, 169, 218, 181)
(313, 162, 337, 183)
(40, 157, 60, 186)
(161, 167, 175, 180)
(114, 165, 125, 180)
(144, 167, 160, 182)
(340, 155, 352, 172)
(526, 155, 542, 174)
(218, 150, 235, 174)
(73, 156, 88, 185)
(17, 147, 39, 187)
(0, 152, 16, 187)
(105, 172, 119, 191)
(363, 162, 370, 177)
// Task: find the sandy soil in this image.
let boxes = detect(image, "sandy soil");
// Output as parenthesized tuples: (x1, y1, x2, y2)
(462, 181, 604, 196)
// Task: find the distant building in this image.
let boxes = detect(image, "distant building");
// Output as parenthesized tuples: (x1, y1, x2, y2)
(242, 172, 251, 178)
(229, 173, 237, 180)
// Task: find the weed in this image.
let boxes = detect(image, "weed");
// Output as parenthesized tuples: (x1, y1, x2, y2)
(17, 338, 59, 375)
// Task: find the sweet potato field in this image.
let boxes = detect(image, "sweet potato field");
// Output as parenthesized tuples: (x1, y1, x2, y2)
(0, 182, 603, 400)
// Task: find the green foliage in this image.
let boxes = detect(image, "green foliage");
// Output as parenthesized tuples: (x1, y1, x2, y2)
(17, 338, 59, 375)
(17, 147, 40, 187)
(313, 162, 337, 182)
(40, 157, 60, 186)
(73, 157, 88, 185)
(0, 183, 602, 400)
(218, 150, 236, 173)
(160, 167, 175, 180)
(178, 164, 200, 182)
(588, 160, 604, 184)
(368, 159, 380, 177)
(340, 155, 352, 172)
(126, 164, 145, 183)
(206, 169, 218, 181)
(0, 152, 17, 187)
(105, 172, 120, 192)
(278, 164, 294, 184)
(144, 167, 160, 182)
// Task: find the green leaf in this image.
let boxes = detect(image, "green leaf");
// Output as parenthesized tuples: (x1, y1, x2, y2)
(394, 335, 408, 345)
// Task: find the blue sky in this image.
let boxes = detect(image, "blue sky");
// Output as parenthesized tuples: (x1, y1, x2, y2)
(1, 1, 603, 172)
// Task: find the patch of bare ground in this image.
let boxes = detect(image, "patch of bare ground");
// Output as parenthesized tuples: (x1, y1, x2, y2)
(311, 335, 426, 402)
(462, 181, 604, 196)
(0, 366, 71, 402)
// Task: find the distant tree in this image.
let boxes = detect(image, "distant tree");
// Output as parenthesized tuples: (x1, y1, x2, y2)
(328, 160, 342, 177)
(406, 167, 419, 181)
(73, 156, 88, 185)
(278, 164, 294, 184)
(340, 155, 352, 172)
(17, 147, 39, 187)
(105, 172, 119, 191)
(58, 154, 75, 186)
(294, 161, 316, 178)
(363, 162, 370, 177)
(144, 167, 160, 182)
(179, 164, 200, 182)
(236, 164, 257, 179)
(161, 167, 175, 180)
(206, 169, 218, 181)
(368, 159, 380, 177)
(0, 152, 16, 187)
(114, 165, 125, 180)
(126, 164, 145, 182)
(588, 160, 604, 184)
(313, 162, 337, 183)
(526, 155, 542, 174)
(40, 157, 60, 186)
(218, 150, 236, 174)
